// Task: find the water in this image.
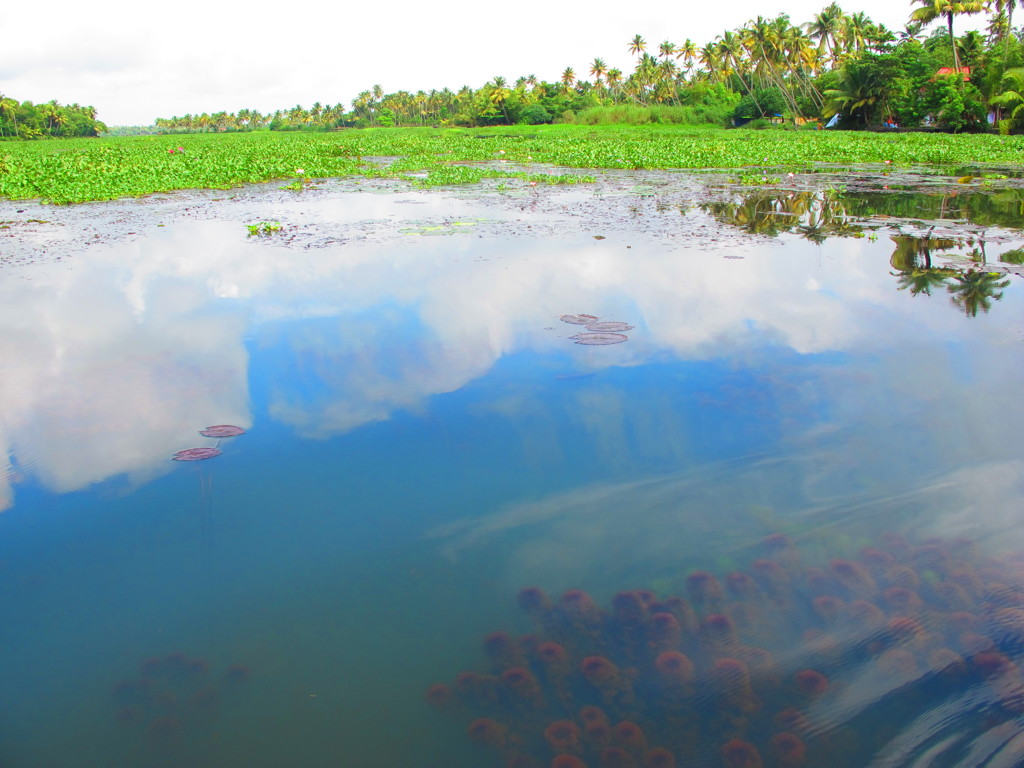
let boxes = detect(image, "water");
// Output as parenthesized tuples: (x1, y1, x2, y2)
(1, 174, 1023, 768)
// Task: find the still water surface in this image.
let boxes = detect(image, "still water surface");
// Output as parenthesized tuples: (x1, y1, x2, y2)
(2, 175, 1023, 768)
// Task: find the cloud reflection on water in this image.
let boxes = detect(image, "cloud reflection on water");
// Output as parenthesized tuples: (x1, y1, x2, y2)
(0, 190, 1019, 510)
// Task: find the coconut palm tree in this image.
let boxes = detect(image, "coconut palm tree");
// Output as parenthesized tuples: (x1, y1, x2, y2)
(988, 0, 1018, 54)
(824, 56, 891, 125)
(899, 19, 927, 41)
(590, 58, 608, 91)
(957, 30, 987, 68)
(489, 82, 512, 123)
(677, 38, 698, 79)
(805, 3, 846, 65)
(843, 11, 875, 55)
(606, 68, 623, 101)
(990, 66, 1024, 128)
(1, 95, 20, 137)
(628, 34, 647, 59)
(909, 0, 988, 73)
(697, 44, 723, 82)
(561, 67, 576, 94)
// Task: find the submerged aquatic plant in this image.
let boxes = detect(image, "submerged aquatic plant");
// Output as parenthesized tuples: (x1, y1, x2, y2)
(427, 532, 1024, 768)
(110, 652, 251, 753)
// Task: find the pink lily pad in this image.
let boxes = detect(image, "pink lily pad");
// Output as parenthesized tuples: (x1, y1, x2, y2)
(585, 321, 634, 332)
(199, 425, 246, 438)
(560, 314, 600, 325)
(172, 447, 223, 461)
(571, 332, 628, 345)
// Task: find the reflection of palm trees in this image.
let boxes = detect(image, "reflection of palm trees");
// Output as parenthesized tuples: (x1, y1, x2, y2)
(1000, 247, 1024, 265)
(890, 236, 1014, 317)
(895, 268, 957, 296)
(947, 270, 1011, 317)
(889, 235, 958, 270)
(702, 190, 857, 240)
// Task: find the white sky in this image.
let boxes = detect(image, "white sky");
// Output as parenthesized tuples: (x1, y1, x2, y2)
(0, 1, 990, 126)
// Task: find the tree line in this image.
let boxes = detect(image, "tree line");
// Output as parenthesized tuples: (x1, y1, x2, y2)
(0, 97, 106, 139)
(8, 2, 1024, 138)
(151, 3, 1024, 133)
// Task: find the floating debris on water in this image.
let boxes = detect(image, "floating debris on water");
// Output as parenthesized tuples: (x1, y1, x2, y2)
(570, 333, 628, 345)
(561, 314, 600, 325)
(426, 531, 1024, 768)
(584, 322, 634, 333)
(171, 447, 222, 461)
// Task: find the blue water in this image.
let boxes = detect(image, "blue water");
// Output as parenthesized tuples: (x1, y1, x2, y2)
(1, 183, 1023, 768)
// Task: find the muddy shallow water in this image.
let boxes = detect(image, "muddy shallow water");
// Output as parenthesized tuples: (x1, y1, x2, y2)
(1, 170, 1023, 768)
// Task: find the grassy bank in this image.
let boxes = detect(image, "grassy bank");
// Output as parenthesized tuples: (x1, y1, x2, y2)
(2, 125, 1024, 204)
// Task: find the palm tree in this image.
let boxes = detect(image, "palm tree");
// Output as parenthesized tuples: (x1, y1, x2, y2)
(899, 19, 927, 41)
(909, 0, 988, 73)
(990, 66, 1024, 128)
(561, 67, 576, 94)
(658, 40, 676, 60)
(677, 39, 698, 79)
(805, 3, 846, 65)
(697, 44, 722, 82)
(989, 0, 1018, 58)
(842, 12, 875, 55)
(489, 83, 512, 123)
(628, 34, 647, 59)
(957, 30, 986, 68)
(824, 56, 891, 125)
(590, 58, 608, 90)
(606, 68, 623, 101)
(0, 95, 20, 137)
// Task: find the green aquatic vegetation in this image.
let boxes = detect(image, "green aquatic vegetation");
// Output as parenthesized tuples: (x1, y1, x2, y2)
(730, 174, 782, 185)
(246, 220, 282, 236)
(1, 126, 1023, 204)
(399, 219, 485, 236)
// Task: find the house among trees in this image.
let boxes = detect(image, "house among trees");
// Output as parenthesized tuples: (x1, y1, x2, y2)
(934, 66, 972, 81)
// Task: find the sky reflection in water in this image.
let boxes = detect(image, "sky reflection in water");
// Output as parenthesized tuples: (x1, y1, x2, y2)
(1, 180, 1023, 768)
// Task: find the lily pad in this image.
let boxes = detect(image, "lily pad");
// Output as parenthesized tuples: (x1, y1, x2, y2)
(560, 314, 600, 325)
(172, 447, 222, 461)
(199, 425, 246, 438)
(571, 332, 628, 345)
(585, 321, 634, 332)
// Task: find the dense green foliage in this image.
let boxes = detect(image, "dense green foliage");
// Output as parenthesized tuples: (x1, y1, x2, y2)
(2, 126, 1023, 204)
(0, 96, 106, 139)
(147, 3, 1024, 132)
